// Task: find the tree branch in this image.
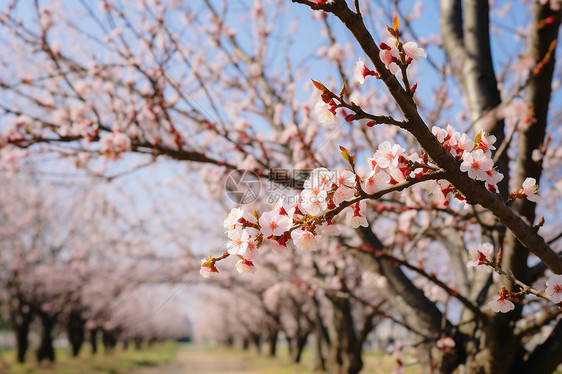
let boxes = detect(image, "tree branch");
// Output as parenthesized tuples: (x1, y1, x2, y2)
(294, 0, 562, 274)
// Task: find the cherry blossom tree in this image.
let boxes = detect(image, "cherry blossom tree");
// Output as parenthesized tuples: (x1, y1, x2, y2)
(1, 1, 562, 373)
(0, 171, 191, 362)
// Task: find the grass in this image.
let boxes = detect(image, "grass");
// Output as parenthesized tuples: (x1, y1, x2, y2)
(200, 344, 421, 374)
(0, 342, 176, 374)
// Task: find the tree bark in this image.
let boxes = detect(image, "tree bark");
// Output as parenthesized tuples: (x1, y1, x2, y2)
(292, 334, 308, 364)
(267, 327, 278, 357)
(102, 329, 117, 354)
(8, 294, 34, 363)
(134, 336, 143, 350)
(66, 310, 85, 357)
(14, 316, 32, 363)
(327, 293, 363, 374)
(36, 312, 56, 363)
(89, 328, 98, 354)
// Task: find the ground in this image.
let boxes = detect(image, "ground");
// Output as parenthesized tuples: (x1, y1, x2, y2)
(130, 344, 419, 374)
(1, 342, 421, 373)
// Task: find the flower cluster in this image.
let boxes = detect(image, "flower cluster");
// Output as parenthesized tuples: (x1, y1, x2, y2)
(432, 126, 503, 194)
(201, 141, 437, 276)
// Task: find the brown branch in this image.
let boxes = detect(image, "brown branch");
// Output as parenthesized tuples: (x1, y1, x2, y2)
(293, 0, 562, 274)
(376, 253, 486, 321)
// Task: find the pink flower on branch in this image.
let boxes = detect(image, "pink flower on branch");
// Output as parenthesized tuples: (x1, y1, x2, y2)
(373, 141, 404, 169)
(291, 228, 320, 251)
(200, 259, 219, 278)
(227, 229, 251, 256)
(235, 258, 256, 274)
(403, 41, 427, 61)
(545, 274, 562, 304)
(354, 59, 378, 84)
(460, 149, 493, 181)
(521, 177, 540, 203)
(488, 290, 515, 313)
(259, 210, 291, 238)
(467, 243, 494, 267)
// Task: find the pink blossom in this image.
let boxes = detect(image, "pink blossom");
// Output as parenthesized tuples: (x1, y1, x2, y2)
(545, 274, 562, 304)
(361, 167, 391, 195)
(259, 210, 291, 238)
(488, 294, 515, 313)
(345, 201, 368, 228)
(224, 207, 244, 231)
(456, 133, 475, 154)
(291, 229, 320, 251)
(354, 59, 376, 84)
(300, 189, 328, 216)
(315, 102, 339, 126)
(227, 229, 250, 256)
(200, 259, 219, 278)
(333, 185, 356, 206)
(306, 168, 336, 190)
(460, 149, 494, 181)
(235, 259, 256, 274)
(485, 169, 504, 193)
(373, 141, 404, 169)
(379, 49, 400, 74)
(268, 239, 288, 253)
(475, 129, 497, 156)
(432, 126, 448, 143)
(354, 59, 368, 84)
(337, 169, 356, 188)
(467, 243, 494, 267)
(318, 221, 339, 236)
(403, 41, 427, 60)
(521, 177, 540, 203)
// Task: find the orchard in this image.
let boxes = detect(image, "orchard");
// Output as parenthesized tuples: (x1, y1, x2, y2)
(1, 1, 562, 373)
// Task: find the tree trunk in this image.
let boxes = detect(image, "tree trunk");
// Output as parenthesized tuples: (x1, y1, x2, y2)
(8, 296, 34, 363)
(267, 328, 278, 357)
(14, 318, 32, 363)
(89, 328, 98, 354)
(36, 312, 56, 363)
(134, 336, 143, 350)
(102, 330, 117, 354)
(291, 334, 308, 364)
(251, 333, 261, 354)
(327, 295, 363, 374)
(311, 295, 329, 372)
(66, 310, 85, 357)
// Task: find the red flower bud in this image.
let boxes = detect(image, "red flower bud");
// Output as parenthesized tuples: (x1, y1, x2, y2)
(379, 42, 390, 50)
(345, 113, 355, 122)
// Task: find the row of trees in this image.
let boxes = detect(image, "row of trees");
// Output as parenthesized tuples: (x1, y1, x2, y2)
(0, 173, 190, 362)
(0, 0, 561, 373)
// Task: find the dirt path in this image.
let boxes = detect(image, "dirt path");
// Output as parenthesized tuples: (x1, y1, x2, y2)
(130, 344, 263, 374)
